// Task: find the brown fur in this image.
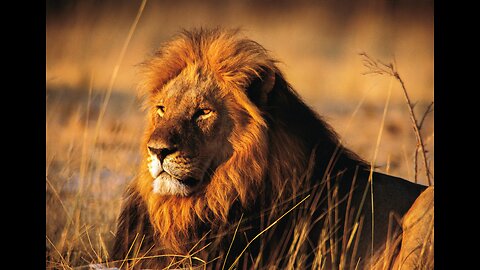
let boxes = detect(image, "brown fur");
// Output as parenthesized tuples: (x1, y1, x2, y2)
(111, 28, 428, 269)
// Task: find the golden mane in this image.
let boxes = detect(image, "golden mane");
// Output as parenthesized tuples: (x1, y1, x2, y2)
(121, 27, 367, 260)
(135, 28, 286, 252)
(112, 28, 430, 269)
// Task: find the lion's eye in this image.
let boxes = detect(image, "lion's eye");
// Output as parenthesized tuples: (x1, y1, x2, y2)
(195, 108, 213, 120)
(200, 109, 212, 115)
(156, 105, 165, 117)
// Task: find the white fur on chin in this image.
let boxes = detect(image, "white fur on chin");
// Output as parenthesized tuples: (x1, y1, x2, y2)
(152, 175, 190, 196)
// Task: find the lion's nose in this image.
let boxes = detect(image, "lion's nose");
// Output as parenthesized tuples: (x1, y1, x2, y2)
(147, 142, 177, 163)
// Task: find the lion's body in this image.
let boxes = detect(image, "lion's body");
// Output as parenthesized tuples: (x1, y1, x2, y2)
(391, 186, 434, 269)
(111, 28, 429, 269)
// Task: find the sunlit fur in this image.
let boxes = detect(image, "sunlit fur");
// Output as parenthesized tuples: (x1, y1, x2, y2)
(127, 27, 362, 255)
(112, 28, 426, 269)
(136, 28, 281, 252)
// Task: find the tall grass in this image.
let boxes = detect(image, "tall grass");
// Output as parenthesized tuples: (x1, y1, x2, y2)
(46, 86, 433, 269)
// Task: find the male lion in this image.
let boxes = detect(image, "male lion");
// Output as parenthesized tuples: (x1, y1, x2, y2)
(111, 28, 430, 269)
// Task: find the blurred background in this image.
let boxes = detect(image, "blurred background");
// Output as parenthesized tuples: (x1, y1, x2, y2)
(46, 0, 433, 268)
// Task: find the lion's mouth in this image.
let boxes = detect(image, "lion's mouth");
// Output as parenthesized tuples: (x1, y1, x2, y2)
(161, 167, 201, 187)
(151, 170, 202, 196)
(159, 171, 200, 186)
(148, 155, 208, 195)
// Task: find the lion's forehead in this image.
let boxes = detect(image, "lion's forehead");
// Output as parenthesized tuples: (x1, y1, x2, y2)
(159, 73, 224, 114)
(164, 65, 218, 95)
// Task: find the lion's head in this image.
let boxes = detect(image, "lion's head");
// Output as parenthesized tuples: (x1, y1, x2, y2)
(144, 67, 235, 197)
(133, 28, 364, 253)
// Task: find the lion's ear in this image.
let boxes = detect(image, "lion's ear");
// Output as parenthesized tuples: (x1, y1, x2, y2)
(246, 69, 276, 106)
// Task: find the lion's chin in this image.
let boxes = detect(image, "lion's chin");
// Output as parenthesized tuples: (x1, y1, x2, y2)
(152, 172, 199, 196)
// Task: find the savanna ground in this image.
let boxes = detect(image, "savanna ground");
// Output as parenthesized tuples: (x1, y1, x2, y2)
(46, 0, 433, 268)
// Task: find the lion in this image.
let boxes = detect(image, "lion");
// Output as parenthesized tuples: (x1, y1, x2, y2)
(367, 186, 434, 270)
(392, 186, 434, 269)
(111, 28, 430, 269)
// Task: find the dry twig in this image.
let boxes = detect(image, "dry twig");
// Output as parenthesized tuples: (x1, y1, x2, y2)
(359, 52, 433, 185)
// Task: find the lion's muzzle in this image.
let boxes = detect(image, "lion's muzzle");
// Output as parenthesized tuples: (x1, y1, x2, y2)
(146, 137, 177, 178)
(147, 144, 204, 196)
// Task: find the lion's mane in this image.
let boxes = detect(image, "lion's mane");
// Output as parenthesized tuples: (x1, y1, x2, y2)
(113, 28, 368, 267)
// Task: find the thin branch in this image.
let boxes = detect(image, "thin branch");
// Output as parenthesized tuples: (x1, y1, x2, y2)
(394, 71, 432, 185)
(359, 52, 433, 185)
(419, 102, 434, 129)
(413, 147, 419, 183)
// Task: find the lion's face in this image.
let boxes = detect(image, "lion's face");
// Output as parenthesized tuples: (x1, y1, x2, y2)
(145, 68, 234, 196)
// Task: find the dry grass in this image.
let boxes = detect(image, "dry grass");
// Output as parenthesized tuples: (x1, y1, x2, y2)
(46, 0, 433, 269)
